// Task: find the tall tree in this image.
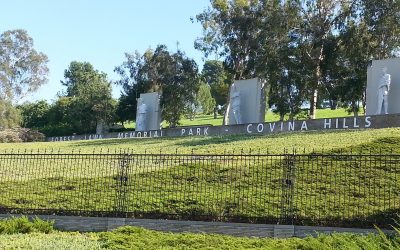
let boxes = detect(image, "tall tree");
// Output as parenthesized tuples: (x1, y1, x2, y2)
(259, 0, 306, 119)
(196, 0, 400, 120)
(201, 60, 230, 118)
(296, 0, 356, 119)
(152, 46, 200, 127)
(197, 82, 216, 115)
(0, 29, 48, 102)
(0, 100, 20, 130)
(323, 0, 400, 115)
(196, 0, 263, 123)
(115, 45, 200, 128)
(114, 49, 156, 123)
(361, 0, 400, 59)
(60, 61, 116, 133)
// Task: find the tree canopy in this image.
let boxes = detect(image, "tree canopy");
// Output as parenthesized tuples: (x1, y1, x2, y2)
(115, 45, 200, 128)
(56, 61, 116, 134)
(195, 0, 400, 119)
(0, 29, 49, 103)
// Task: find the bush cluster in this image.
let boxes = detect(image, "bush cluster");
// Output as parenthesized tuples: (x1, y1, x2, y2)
(0, 216, 54, 234)
(0, 128, 45, 143)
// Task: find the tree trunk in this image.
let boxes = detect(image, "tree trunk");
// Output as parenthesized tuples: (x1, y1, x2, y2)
(213, 107, 218, 119)
(362, 90, 366, 115)
(309, 88, 318, 119)
(352, 100, 359, 116)
(330, 99, 337, 110)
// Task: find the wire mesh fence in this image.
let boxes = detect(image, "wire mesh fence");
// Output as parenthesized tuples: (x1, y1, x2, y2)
(0, 150, 399, 228)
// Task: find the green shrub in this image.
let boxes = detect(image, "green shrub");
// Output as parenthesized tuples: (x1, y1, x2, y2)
(38, 124, 77, 137)
(0, 233, 102, 250)
(31, 217, 54, 234)
(0, 216, 54, 234)
(97, 224, 400, 250)
(0, 129, 22, 143)
(0, 128, 45, 143)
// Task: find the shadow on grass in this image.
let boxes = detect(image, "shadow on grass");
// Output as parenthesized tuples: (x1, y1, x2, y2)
(60, 129, 400, 154)
(294, 208, 400, 229)
(176, 134, 262, 147)
(175, 129, 359, 147)
(69, 134, 264, 149)
(69, 137, 179, 148)
(329, 136, 400, 154)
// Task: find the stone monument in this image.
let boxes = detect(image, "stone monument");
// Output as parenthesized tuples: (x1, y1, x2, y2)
(96, 120, 108, 135)
(366, 58, 400, 115)
(375, 67, 391, 115)
(231, 84, 243, 124)
(227, 78, 266, 125)
(135, 100, 148, 131)
(135, 92, 161, 131)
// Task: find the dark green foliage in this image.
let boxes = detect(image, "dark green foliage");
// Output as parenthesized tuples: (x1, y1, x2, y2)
(97, 225, 400, 250)
(57, 61, 116, 134)
(18, 100, 51, 128)
(114, 45, 200, 128)
(186, 83, 216, 119)
(201, 60, 230, 107)
(0, 216, 53, 234)
(195, 0, 400, 119)
(114, 51, 153, 123)
(23, 62, 117, 136)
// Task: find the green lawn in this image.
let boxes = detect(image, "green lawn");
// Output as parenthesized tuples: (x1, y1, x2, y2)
(123, 108, 357, 129)
(0, 108, 397, 229)
(0, 128, 400, 227)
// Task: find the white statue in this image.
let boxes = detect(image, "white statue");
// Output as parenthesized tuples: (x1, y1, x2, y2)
(231, 84, 242, 124)
(136, 100, 147, 131)
(376, 67, 391, 115)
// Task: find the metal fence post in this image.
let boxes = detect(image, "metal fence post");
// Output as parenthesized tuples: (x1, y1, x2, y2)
(280, 152, 296, 224)
(114, 153, 130, 217)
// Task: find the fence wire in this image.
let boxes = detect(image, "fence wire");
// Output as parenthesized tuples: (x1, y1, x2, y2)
(0, 151, 398, 228)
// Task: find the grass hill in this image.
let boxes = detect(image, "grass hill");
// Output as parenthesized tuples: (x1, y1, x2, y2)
(0, 109, 399, 229)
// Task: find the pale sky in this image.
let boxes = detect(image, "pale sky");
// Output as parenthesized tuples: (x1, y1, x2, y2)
(0, 0, 211, 102)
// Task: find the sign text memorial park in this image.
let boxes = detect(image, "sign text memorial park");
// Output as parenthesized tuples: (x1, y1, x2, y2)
(47, 114, 400, 142)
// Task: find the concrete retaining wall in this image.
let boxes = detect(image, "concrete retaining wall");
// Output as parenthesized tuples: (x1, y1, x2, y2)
(0, 214, 393, 238)
(47, 114, 400, 142)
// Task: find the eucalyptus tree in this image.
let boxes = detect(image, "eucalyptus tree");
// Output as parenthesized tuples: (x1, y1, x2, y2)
(196, 0, 307, 121)
(115, 45, 200, 128)
(114, 50, 154, 123)
(360, 0, 400, 59)
(195, 0, 400, 121)
(295, 0, 357, 118)
(0, 29, 48, 129)
(196, 0, 272, 123)
(0, 29, 48, 102)
(327, 0, 400, 115)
